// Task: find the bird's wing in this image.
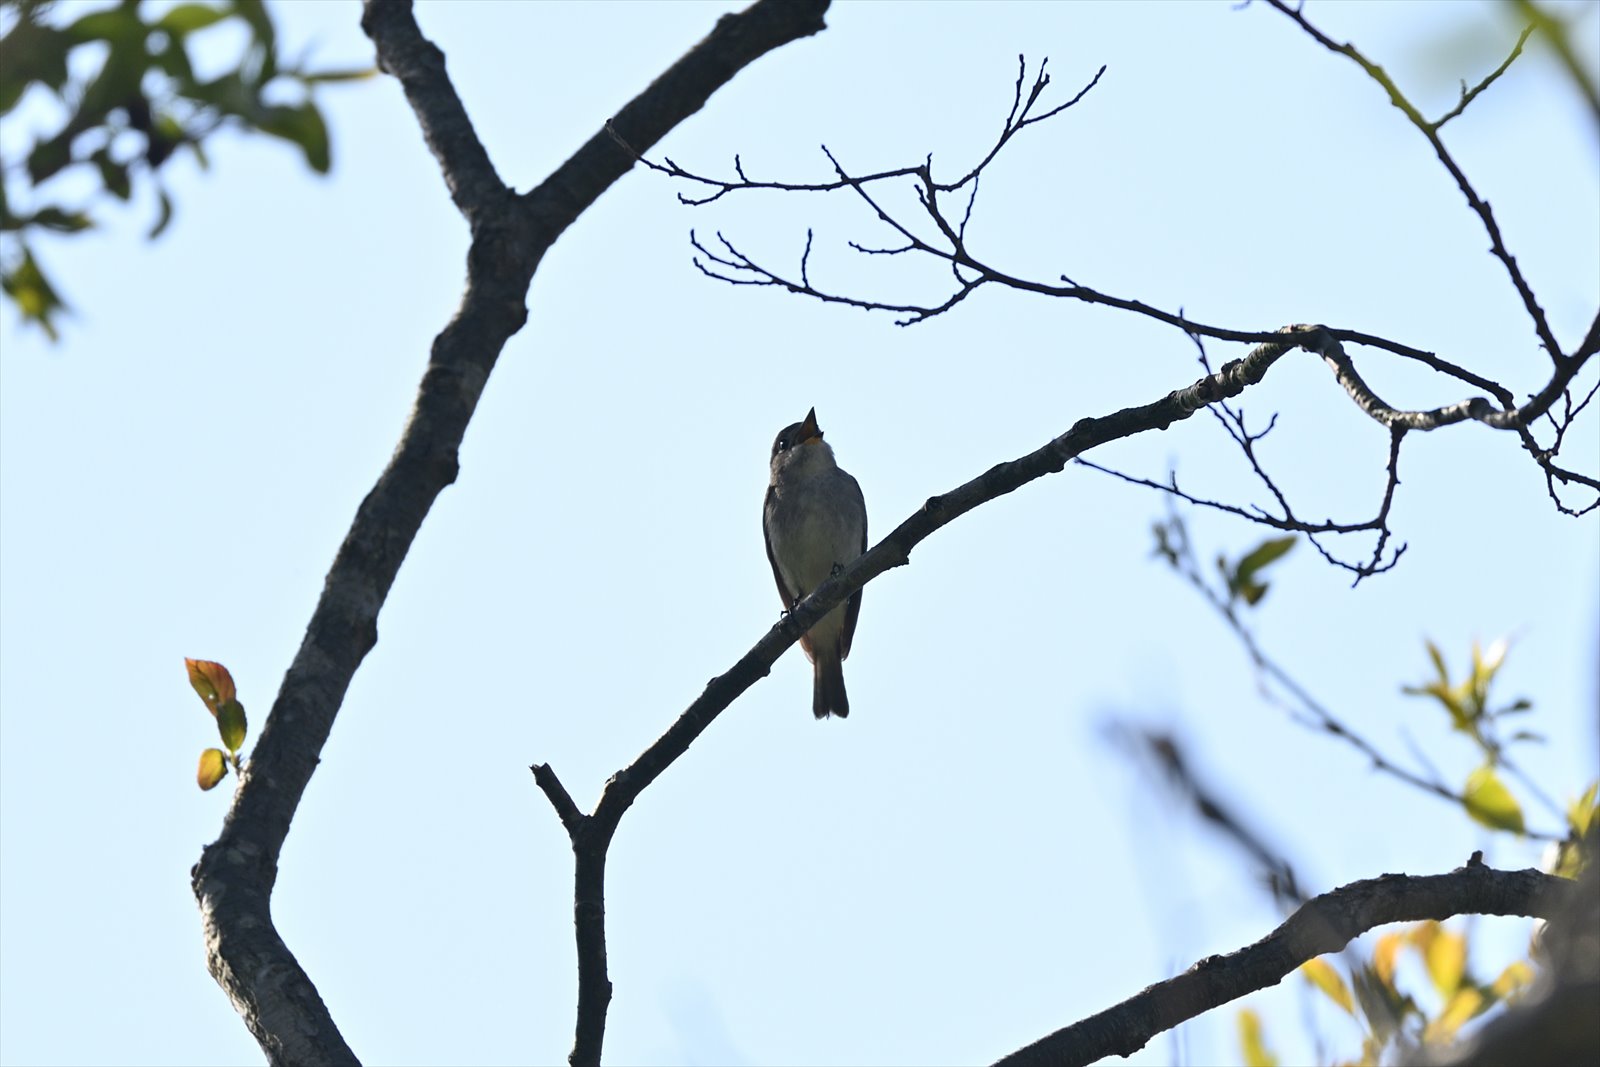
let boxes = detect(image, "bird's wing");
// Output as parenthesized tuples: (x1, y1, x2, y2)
(763, 484, 797, 610)
(839, 473, 867, 660)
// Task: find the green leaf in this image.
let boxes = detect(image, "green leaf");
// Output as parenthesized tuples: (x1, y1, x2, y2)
(0, 246, 68, 341)
(0, 17, 72, 115)
(1425, 640, 1448, 683)
(1462, 765, 1525, 834)
(90, 148, 133, 200)
(1300, 957, 1355, 1014)
(257, 101, 330, 173)
(30, 207, 93, 233)
(25, 134, 75, 185)
(148, 187, 174, 239)
(197, 748, 229, 790)
(157, 3, 232, 35)
(216, 698, 248, 754)
(301, 66, 377, 84)
(63, 7, 144, 45)
(1235, 535, 1296, 584)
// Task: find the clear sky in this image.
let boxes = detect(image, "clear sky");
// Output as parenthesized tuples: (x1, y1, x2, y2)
(1, 2, 1596, 1066)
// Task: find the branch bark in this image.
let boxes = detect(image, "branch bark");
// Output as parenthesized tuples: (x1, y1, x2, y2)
(190, 2, 829, 1063)
(995, 860, 1576, 1067)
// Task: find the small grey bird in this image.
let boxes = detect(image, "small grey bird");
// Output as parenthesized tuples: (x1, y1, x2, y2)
(763, 407, 868, 719)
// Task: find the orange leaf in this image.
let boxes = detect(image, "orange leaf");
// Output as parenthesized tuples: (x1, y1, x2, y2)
(186, 658, 236, 713)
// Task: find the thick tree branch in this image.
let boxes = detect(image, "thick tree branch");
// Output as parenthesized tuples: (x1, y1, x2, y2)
(361, 1, 509, 224)
(191, 2, 830, 1063)
(995, 861, 1576, 1067)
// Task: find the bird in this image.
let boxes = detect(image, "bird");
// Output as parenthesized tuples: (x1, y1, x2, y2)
(763, 407, 868, 719)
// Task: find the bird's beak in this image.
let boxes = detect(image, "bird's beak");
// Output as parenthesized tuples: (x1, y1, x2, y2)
(799, 407, 823, 444)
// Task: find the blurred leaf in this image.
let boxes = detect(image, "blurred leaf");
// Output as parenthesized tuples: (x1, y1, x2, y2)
(148, 186, 174, 239)
(63, 7, 144, 45)
(1373, 932, 1404, 987)
(301, 66, 377, 84)
(1567, 781, 1598, 838)
(1424, 927, 1467, 998)
(231, 0, 277, 51)
(90, 148, 133, 200)
(25, 134, 75, 185)
(1408, 919, 1440, 951)
(185, 658, 236, 713)
(29, 207, 93, 233)
(197, 747, 228, 790)
(1237, 1008, 1279, 1067)
(1463, 765, 1526, 833)
(157, 3, 231, 35)
(1236, 535, 1296, 583)
(1301, 957, 1356, 1014)
(1423, 986, 1484, 1043)
(257, 102, 330, 173)
(0, 14, 71, 114)
(0, 246, 68, 340)
(216, 698, 247, 754)
(1425, 640, 1448, 683)
(1352, 963, 1415, 1044)
(1489, 960, 1534, 1003)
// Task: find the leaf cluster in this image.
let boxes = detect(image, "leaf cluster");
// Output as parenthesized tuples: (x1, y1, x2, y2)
(0, 0, 370, 338)
(185, 656, 247, 789)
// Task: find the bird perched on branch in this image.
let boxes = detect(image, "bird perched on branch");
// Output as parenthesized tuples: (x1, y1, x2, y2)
(763, 408, 868, 719)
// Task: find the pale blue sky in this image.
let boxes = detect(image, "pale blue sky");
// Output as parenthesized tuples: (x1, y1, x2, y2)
(1, 2, 1596, 1066)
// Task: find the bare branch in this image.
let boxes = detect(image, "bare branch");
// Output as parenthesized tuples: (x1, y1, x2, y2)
(1150, 510, 1563, 836)
(192, 2, 832, 1061)
(1266, 0, 1565, 365)
(1432, 25, 1534, 130)
(995, 861, 1576, 1067)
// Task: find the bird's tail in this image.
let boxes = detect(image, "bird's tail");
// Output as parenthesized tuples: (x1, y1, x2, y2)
(813, 653, 850, 719)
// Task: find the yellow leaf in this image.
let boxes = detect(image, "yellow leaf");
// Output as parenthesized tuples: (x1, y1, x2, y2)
(1424, 928, 1467, 998)
(1373, 932, 1404, 987)
(1463, 765, 1526, 834)
(197, 748, 228, 790)
(1236, 1008, 1278, 1067)
(1490, 960, 1534, 1002)
(1567, 781, 1599, 838)
(1301, 957, 1355, 1014)
(1423, 986, 1484, 1043)
(1408, 919, 1440, 951)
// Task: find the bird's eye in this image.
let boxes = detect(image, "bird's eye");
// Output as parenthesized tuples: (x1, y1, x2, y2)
(777, 437, 789, 451)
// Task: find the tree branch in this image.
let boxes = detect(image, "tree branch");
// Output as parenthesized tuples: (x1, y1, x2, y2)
(191, 2, 830, 1062)
(995, 860, 1576, 1067)
(1265, 0, 1564, 365)
(531, 325, 1327, 1064)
